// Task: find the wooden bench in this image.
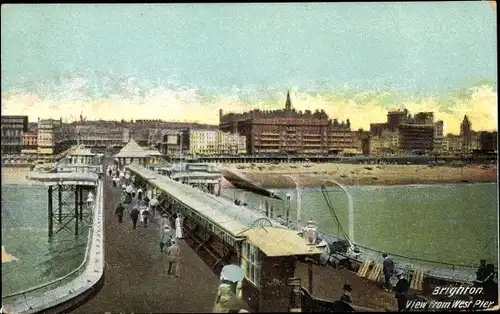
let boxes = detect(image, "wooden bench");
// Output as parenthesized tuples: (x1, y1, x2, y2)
(367, 263, 383, 282)
(410, 268, 425, 291)
(357, 260, 372, 278)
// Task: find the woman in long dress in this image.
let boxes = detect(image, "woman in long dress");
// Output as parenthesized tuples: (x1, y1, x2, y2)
(175, 214, 183, 239)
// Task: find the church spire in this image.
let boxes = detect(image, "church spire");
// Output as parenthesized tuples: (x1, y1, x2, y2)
(285, 90, 292, 111)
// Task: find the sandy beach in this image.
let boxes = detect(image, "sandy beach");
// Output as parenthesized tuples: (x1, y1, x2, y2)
(222, 163, 498, 189)
(1, 167, 37, 185)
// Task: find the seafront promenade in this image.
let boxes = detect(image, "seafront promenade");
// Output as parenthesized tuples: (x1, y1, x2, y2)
(72, 161, 241, 313)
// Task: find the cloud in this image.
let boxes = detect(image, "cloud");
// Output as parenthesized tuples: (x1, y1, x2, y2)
(1, 72, 497, 135)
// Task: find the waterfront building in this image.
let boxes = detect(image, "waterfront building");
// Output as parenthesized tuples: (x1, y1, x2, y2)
(444, 134, 463, 156)
(37, 118, 65, 155)
(386, 109, 409, 132)
(460, 115, 472, 157)
(1, 115, 28, 154)
(433, 120, 445, 155)
(370, 109, 436, 154)
(479, 131, 498, 151)
(73, 124, 129, 149)
(21, 132, 38, 154)
(219, 91, 352, 155)
(189, 129, 247, 156)
(370, 131, 399, 156)
(361, 136, 372, 156)
(398, 124, 434, 154)
(158, 130, 190, 156)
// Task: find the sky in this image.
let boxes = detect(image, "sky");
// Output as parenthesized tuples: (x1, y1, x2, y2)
(1, 2, 497, 134)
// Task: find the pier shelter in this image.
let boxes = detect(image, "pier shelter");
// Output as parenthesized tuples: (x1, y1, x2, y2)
(145, 148, 165, 164)
(57, 145, 101, 173)
(67, 145, 96, 164)
(125, 163, 322, 312)
(114, 139, 151, 167)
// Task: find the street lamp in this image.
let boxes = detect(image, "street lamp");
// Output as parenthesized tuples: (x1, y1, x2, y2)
(283, 174, 302, 227)
(285, 192, 292, 225)
(322, 179, 355, 248)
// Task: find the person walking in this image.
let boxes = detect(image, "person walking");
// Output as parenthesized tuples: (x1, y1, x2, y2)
(160, 225, 173, 253)
(382, 252, 395, 292)
(115, 203, 125, 223)
(394, 270, 410, 312)
(167, 239, 181, 277)
(142, 207, 151, 228)
(175, 213, 183, 239)
(130, 207, 140, 229)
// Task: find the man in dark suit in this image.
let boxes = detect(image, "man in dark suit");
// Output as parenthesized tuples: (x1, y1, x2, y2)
(382, 252, 395, 292)
(394, 270, 410, 311)
(130, 207, 140, 229)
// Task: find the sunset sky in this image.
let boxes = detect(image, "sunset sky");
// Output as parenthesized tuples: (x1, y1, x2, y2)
(1, 2, 497, 134)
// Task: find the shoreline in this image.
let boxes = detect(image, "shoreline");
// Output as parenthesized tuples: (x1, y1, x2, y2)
(1, 166, 34, 185)
(223, 163, 498, 189)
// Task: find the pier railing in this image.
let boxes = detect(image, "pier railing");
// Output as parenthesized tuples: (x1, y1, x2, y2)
(1, 180, 104, 313)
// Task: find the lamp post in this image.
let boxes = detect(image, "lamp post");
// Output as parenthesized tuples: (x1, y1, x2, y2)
(283, 174, 302, 227)
(285, 192, 291, 225)
(323, 179, 355, 247)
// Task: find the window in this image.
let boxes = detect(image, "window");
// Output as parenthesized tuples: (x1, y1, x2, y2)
(242, 243, 261, 287)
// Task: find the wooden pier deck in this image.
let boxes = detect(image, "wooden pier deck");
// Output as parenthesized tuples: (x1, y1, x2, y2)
(71, 159, 232, 313)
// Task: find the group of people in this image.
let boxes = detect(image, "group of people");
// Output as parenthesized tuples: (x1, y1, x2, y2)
(381, 252, 412, 312)
(111, 169, 185, 278)
(111, 168, 157, 229)
(160, 222, 182, 277)
(158, 212, 184, 277)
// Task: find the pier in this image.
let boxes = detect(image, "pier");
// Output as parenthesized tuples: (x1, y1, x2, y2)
(2, 158, 416, 313)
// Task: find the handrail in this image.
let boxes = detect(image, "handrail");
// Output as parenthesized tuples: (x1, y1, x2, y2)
(2, 188, 97, 299)
(352, 242, 498, 272)
(279, 187, 497, 272)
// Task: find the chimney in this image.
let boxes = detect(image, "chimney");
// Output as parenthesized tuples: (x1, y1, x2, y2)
(219, 109, 223, 123)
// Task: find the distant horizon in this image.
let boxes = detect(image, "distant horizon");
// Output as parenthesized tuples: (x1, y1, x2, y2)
(2, 3, 497, 134)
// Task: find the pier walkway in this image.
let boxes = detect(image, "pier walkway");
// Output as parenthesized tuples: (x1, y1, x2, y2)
(72, 159, 233, 313)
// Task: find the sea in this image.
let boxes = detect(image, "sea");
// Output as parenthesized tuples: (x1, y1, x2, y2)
(1, 183, 88, 297)
(222, 182, 499, 268)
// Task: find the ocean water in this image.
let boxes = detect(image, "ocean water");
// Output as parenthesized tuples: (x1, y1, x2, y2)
(1, 184, 88, 297)
(223, 182, 499, 268)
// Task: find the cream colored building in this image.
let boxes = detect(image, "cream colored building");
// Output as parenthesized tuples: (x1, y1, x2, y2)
(189, 129, 246, 155)
(37, 119, 62, 155)
(444, 135, 462, 156)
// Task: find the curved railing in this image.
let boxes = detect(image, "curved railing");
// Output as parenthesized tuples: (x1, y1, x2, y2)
(1, 229, 92, 300)
(2, 180, 104, 313)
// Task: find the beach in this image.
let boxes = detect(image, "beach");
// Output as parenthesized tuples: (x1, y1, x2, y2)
(1, 167, 35, 185)
(222, 163, 498, 189)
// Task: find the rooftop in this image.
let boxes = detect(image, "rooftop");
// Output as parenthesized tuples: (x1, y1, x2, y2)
(126, 163, 322, 257)
(239, 227, 323, 257)
(28, 172, 99, 186)
(114, 139, 150, 158)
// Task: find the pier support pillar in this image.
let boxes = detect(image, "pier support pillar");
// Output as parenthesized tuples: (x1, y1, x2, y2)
(74, 186, 79, 235)
(48, 186, 53, 239)
(79, 186, 83, 221)
(58, 185, 62, 223)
